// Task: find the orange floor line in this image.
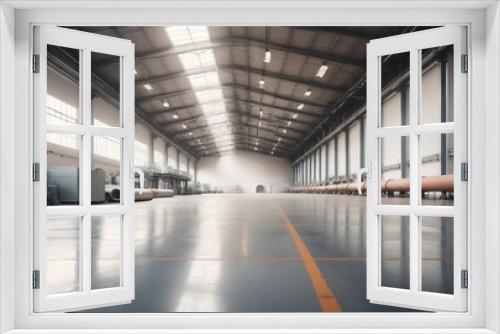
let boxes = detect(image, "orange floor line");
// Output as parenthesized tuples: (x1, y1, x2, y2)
(275, 204, 343, 313)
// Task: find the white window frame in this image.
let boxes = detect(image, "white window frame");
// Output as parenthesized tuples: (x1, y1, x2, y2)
(366, 26, 467, 312)
(33, 26, 136, 312)
(0, 1, 498, 333)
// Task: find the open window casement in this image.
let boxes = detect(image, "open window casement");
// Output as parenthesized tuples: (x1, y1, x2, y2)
(365, 26, 467, 312)
(33, 26, 137, 312)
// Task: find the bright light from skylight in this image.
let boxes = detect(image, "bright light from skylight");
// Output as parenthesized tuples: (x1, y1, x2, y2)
(195, 89, 224, 104)
(165, 26, 233, 153)
(188, 71, 220, 89)
(178, 50, 216, 70)
(165, 26, 210, 46)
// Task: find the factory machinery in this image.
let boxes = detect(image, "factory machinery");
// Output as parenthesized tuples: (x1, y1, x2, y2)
(46, 167, 176, 205)
(289, 175, 454, 197)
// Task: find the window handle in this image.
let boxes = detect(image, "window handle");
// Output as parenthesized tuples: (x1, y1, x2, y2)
(133, 167, 145, 194)
(357, 162, 371, 195)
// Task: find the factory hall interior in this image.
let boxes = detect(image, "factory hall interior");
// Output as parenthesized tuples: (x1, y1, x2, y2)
(39, 25, 463, 314)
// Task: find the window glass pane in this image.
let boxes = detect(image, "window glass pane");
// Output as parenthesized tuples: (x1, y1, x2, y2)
(380, 136, 410, 205)
(91, 215, 122, 290)
(47, 216, 80, 294)
(47, 133, 81, 205)
(91, 52, 121, 128)
(381, 215, 410, 290)
(92, 136, 121, 204)
(47, 45, 80, 124)
(421, 216, 454, 294)
(380, 52, 409, 127)
(420, 46, 454, 124)
(420, 133, 454, 206)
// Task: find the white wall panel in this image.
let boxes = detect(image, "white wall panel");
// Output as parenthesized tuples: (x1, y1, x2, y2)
(134, 123, 150, 168)
(153, 137, 166, 172)
(197, 151, 292, 193)
(328, 138, 336, 178)
(167, 146, 177, 169)
(421, 64, 442, 124)
(179, 152, 188, 172)
(348, 121, 361, 176)
(315, 150, 320, 182)
(321, 144, 327, 181)
(337, 132, 346, 177)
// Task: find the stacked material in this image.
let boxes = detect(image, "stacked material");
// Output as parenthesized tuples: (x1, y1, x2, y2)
(105, 186, 175, 202)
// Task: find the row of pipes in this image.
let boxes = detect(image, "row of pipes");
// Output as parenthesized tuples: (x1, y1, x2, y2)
(289, 175, 454, 195)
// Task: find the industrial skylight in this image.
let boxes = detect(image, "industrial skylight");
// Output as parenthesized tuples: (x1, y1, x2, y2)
(195, 89, 224, 104)
(166, 26, 233, 153)
(178, 50, 216, 70)
(188, 71, 221, 89)
(165, 26, 210, 46)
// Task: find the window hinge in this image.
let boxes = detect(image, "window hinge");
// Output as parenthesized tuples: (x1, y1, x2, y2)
(461, 162, 468, 182)
(32, 270, 40, 289)
(461, 54, 468, 73)
(32, 162, 40, 182)
(461, 269, 468, 289)
(32, 54, 40, 73)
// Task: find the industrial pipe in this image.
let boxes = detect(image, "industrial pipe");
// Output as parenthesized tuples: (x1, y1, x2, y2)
(290, 175, 453, 195)
(152, 188, 175, 198)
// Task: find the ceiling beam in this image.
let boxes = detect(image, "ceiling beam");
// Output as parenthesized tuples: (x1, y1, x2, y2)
(136, 64, 347, 93)
(177, 120, 299, 143)
(189, 132, 293, 149)
(98, 36, 364, 68)
(170, 117, 306, 137)
(149, 96, 324, 119)
(294, 27, 381, 41)
(138, 83, 335, 108)
(201, 142, 286, 156)
(160, 109, 316, 128)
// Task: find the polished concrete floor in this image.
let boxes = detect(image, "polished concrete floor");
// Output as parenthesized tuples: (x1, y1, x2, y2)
(45, 193, 455, 312)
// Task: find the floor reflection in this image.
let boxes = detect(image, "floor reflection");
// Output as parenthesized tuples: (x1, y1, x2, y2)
(63, 194, 454, 312)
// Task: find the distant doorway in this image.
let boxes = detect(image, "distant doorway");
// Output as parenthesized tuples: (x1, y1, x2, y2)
(256, 185, 266, 193)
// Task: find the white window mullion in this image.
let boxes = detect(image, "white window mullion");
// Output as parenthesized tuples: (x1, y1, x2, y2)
(81, 48, 92, 294)
(409, 49, 421, 294)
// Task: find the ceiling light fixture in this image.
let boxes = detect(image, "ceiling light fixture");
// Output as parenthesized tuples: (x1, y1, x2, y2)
(287, 121, 292, 126)
(305, 88, 312, 96)
(182, 124, 187, 129)
(264, 49, 271, 63)
(173, 114, 179, 119)
(278, 137, 282, 142)
(292, 113, 298, 119)
(271, 151, 274, 155)
(282, 129, 287, 134)
(297, 103, 304, 110)
(144, 83, 153, 91)
(188, 132, 193, 136)
(162, 99, 170, 108)
(316, 63, 328, 78)
(259, 78, 265, 89)
(254, 147, 258, 151)
(258, 121, 261, 127)
(259, 109, 263, 118)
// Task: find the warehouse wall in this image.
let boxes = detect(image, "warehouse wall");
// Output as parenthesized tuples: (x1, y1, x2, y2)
(197, 151, 292, 193)
(293, 62, 452, 186)
(46, 65, 196, 189)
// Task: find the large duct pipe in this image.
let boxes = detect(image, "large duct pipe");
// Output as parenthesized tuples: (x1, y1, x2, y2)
(105, 185, 121, 202)
(106, 185, 172, 202)
(135, 189, 154, 201)
(152, 188, 175, 198)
